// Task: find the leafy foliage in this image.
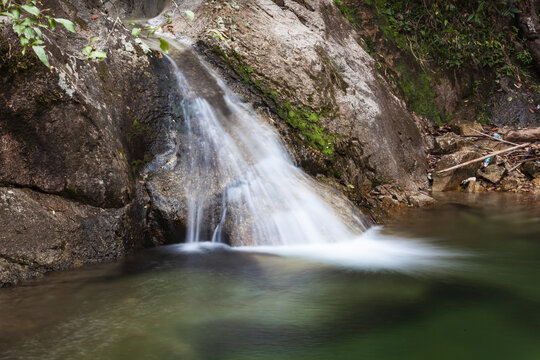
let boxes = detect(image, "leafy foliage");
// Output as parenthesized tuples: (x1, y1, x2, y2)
(371, 0, 523, 74)
(0, 0, 75, 68)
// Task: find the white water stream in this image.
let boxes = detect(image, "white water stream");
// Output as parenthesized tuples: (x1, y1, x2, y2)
(138, 16, 460, 271)
(170, 59, 368, 246)
(167, 51, 461, 272)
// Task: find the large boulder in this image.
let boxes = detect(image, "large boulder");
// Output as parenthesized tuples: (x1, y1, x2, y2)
(166, 0, 427, 195)
(0, 0, 174, 285)
(0, 187, 147, 285)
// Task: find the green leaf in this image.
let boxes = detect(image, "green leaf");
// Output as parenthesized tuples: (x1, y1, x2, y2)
(23, 26, 34, 39)
(21, 17, 37, 26)
(20, 36, 29, 47)
(158, 37, 169, 53)
(89, 36, 99, 44)
(12, 23, 25, 35)
(32, 45, 50, 67)
(0, 11, 13, 18)
(90, 50, 107, 61)
(184, 10, 195, 20)
(12, 8, 20, 21)
(21, 5, 39, 17)
(54, 18, 75, 33)
(82, 45, 92, 56)
(34, 26, 42, 39)
(48, 18, 56, 30)
(131, 27, 141, 38)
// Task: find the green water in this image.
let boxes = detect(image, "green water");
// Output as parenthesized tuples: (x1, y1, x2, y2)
(1, 193, 539, 360)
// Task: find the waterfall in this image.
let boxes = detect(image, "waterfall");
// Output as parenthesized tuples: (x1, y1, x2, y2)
(167, 55, 368, 246)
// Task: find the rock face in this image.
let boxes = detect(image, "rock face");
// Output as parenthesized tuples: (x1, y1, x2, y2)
(167, 0, 427, 194)
(2, 0, 432, 284)
(0, 188, 147, 285)
(0, 0, 174, 285)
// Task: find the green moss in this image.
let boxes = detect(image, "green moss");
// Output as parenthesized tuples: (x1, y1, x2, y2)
(276, 102, 335, 158)
(332, 0, 537, 125)
(364, 0, 524, 74)
(333, 1, 446, 124)
(131, 154, 151, 174)
(67, 188, 77, 196)
(334, 0, 360, 27)
(0, 36, 39, 76)
(131, 119, 149, 136)
(394, 63, 443, 124)
(213, 46, 336, 159)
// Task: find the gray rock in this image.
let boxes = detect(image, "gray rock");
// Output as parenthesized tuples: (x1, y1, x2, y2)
(0, 187, 148, 286)
(408, 193, 436, 207)
(448, 119, 484, 136)
(477, 164, 507, 184)
(432, 150, 482, 191)
(522, 161, 540, 178)
(168, 0, 427, 194)
(0, 0, 174, 285)
(432, 132, 474, 155)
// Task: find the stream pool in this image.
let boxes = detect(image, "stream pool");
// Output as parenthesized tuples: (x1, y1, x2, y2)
(1, 193, 539, 360)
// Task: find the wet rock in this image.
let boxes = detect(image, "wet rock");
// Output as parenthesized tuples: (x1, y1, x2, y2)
(168, 0, 427, 195)
(0, 187, 148, 286)
(0, 0, 174, 285)
(501, 177, 519, 191)
(407, 193, 436, 207)
(466, 178, 487, 193)
(477, 164, 507, 184)
(0, 0, 172, 208)
(522, 161, 540, 178)
(432, 150, 482, 191)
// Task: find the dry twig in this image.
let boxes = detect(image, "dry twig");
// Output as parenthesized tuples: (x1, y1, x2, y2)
(469, 128, 519, 146)
(437, 143, 530, 174)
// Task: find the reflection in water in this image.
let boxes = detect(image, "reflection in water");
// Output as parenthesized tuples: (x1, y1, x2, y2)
(0, 195, 539, 360)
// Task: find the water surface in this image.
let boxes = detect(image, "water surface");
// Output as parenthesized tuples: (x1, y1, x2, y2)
(1, 193, 539, 360)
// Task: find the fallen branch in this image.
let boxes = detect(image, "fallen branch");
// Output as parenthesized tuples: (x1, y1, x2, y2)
(509, 156, 540, 172)
(469, 128, 520, 146)
(505, 127, 540, 143)
(509, 162, 524, 172)
(437, 143, 530, 174)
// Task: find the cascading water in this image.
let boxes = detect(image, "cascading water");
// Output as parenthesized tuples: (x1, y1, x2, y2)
(140, 42, 461, 272)
(170, 58, 368, 246)
(130, 3, 459, 272)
